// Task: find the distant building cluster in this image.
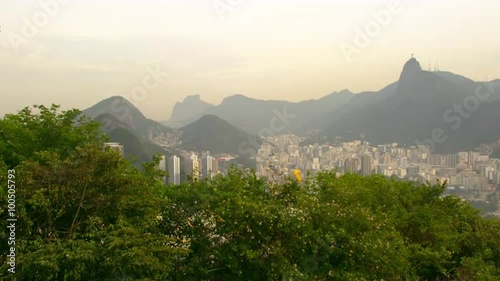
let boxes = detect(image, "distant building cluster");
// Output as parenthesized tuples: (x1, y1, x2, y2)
(104, 142, 222, 185)
(104, 137, 499, 214)
(157, 152, 220, 185)
(256, 135, 500, 211)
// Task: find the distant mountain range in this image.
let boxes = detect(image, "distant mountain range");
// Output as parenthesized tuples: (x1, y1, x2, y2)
(86, 57, 500, 159)
(163, 57, 500, 154)
(164, 91, 353, 135)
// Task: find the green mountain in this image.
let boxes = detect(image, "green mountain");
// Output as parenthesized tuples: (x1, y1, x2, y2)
(94, 113, 170, 168)
(83, 96, 172, 141)
(178, 114, 261, 156)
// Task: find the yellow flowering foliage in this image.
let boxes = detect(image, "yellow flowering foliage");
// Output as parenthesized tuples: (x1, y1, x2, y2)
(293, 169, 302, 182)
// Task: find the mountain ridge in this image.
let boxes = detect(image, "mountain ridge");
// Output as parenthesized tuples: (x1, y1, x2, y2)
(167, 90, 355, 135)
(83, 96, 172, 141)
(87, 57, 500, 155)
(318, 57, 500, 153)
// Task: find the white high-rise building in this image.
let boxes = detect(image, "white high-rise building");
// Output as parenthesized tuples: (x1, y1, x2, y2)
(185, 153, 200, 181)
(202, 155, 214, 178)
(168, 155, 181, 185)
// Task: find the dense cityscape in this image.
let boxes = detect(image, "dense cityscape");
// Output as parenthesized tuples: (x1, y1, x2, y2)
(256, 135, 500, 191)
(107, 131, 500, 218)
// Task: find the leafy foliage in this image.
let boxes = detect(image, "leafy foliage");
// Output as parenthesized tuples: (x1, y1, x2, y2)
(0, 105, 184, 280)
(0, 104, 105, 169)
(158, 170, 500, 280)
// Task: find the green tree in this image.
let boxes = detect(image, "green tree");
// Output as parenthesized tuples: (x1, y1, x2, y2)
(0, 104, 105, 169)
(0, 105, 185, 280)
(157, 168, 500, 280)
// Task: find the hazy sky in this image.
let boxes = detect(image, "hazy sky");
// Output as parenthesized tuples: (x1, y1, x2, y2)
(1, 0, 499, 121)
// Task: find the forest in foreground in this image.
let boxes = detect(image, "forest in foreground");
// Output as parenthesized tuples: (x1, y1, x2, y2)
(1, 105, 499, 280)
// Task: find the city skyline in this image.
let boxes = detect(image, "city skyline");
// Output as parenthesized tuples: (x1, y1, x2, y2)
(2, 0, 500, 120)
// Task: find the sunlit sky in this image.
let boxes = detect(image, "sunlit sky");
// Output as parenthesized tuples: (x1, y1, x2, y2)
(1, 0, 499, 121)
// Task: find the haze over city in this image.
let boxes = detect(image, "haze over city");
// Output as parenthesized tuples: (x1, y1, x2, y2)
(1, 0, 500, 121)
